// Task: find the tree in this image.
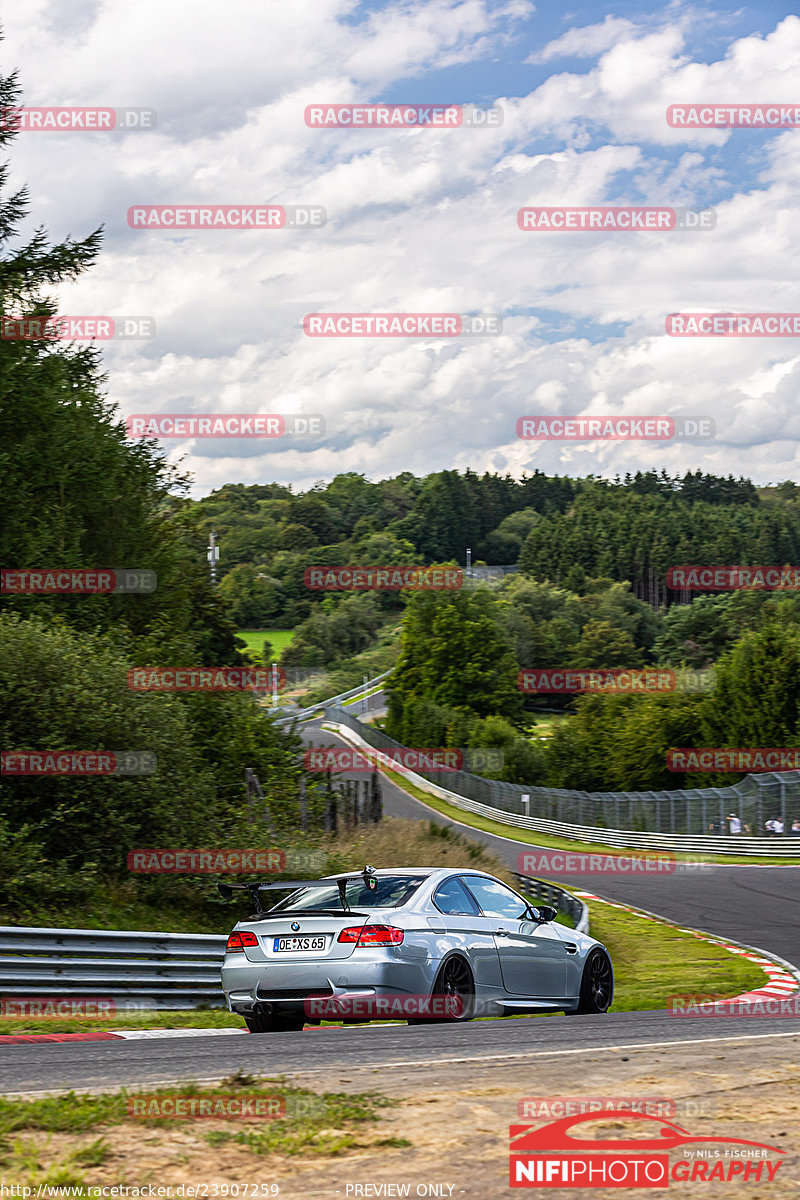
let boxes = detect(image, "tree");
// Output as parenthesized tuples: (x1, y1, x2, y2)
(0, 65, 236, 663)
(387, 588, 523, 728)
(696, 617, 800, 784)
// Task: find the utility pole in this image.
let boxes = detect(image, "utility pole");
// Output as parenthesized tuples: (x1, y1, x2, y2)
(272, 662, 280, 709)
(466, 547, 472, 579)
(207, 530, 219, 585)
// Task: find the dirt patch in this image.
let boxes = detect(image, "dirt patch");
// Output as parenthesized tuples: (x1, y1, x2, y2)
(4, 1036, 800, 1196)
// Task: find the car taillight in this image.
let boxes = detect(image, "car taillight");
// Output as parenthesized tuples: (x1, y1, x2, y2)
(337, 925, 404, 946)
(226, 931, 258, 952)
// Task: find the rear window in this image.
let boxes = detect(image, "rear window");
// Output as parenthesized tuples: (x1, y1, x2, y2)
(268, 874, 426, 913)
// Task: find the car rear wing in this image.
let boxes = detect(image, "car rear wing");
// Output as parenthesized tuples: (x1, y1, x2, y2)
(217, 865, 378, 914)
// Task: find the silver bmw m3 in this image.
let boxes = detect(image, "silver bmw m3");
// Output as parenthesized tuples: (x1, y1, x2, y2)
(219, 865, 613, 1032)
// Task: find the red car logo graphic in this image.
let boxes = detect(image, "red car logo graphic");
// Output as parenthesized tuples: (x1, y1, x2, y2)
(509, 1111, 785, 1188)
(510, 1110, 786, 1154)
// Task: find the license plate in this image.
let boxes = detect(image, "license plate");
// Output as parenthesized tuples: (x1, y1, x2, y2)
(273, 936, 327, 953)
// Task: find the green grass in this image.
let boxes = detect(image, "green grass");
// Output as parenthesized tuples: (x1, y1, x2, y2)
(0, 1008, 244, 1035)
(235, 628, 296, 659)
(528, 712, 569, 739)
(342, 684, 385, 707)
(586, 896, 765, 1011)
(0, 1075, 398, 1182)
(373, 761, 800, 866)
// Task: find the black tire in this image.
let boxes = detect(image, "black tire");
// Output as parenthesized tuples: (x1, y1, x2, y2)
(571, 948, 614, 1014)
(245, 1009, 305, 1034)
(408, 956, 475, 1024)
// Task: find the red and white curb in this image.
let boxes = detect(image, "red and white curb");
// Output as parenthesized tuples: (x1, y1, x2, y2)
(0, 1026, 250, 1045)
(574, 889, 800, 1005)
(0, 1022, 406, 1045)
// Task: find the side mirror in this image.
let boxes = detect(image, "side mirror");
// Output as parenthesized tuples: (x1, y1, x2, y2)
(532, 905, 558, 924)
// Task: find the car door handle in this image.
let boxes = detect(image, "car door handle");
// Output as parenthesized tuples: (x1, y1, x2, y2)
(495, 928, 509, 937)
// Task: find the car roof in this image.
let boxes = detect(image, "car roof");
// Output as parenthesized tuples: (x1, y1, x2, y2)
(318, 867, 498, 882)
(320, 867, 437, 880)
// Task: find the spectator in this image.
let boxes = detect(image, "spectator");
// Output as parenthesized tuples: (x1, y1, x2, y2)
(765, 818, 776, 835)
(727, 814, 742, 834)
(774, 816, 785, 835)
(791, 819, 800, 835)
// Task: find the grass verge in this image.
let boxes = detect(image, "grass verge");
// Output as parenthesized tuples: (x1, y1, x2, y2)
(580, 895, 766, 1011)
(234, 628, 296, 658)
(376, 763, 800, 866)
(0, 1073, 398, 1186)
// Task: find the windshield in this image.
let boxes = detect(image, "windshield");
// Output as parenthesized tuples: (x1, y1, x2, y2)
(268, 874, 426, 913)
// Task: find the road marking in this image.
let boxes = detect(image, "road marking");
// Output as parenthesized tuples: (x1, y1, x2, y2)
(3, 1029, 799, 1100)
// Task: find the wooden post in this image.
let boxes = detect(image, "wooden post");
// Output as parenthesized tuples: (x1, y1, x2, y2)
(299, 776, 307, 832)
(244, 768, 277, 835)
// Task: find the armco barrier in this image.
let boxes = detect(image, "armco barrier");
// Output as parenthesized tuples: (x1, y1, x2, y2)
(0, 877, 585, 1009)
(513, 874, 589, 933)
(272, 670, 392, 726)
(325, 708, 800, 856)
(0, 926, 227, 1009)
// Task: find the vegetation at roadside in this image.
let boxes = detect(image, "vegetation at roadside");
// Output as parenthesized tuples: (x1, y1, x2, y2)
(375, 768, 800, 865)
(235, 628, 297, 660)
(0, 1074, 398, 1185)
(587, 897, 765, 1011)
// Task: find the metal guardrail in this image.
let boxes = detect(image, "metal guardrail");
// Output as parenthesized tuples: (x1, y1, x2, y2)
(0, 882, 589, 1012)
(272, 671, 392, 726)
(326, 709, 800, 856)
(0, 926, 227, 1010)
(514, 874, 589, 933)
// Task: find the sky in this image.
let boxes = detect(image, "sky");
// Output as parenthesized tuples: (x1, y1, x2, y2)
(4, 0, 800, 496)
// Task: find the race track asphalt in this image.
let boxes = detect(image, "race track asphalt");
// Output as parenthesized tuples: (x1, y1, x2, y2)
(303, 722, 800, 970)
(3, 1010, 800, 1096)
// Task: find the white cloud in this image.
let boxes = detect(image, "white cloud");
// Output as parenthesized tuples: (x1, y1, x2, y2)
(525, 15, 636, 64)
(4, 4, 800, 494)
